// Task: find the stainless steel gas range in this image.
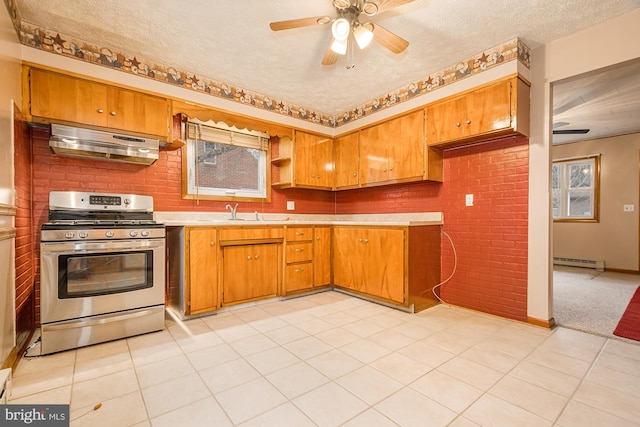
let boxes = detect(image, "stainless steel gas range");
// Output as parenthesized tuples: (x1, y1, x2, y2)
(40, 191, 165, 355)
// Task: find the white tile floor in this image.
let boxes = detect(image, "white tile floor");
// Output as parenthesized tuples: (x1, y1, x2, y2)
(8, 291, 640, 426)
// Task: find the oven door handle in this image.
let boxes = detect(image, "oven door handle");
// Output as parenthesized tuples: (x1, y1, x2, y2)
(41, 241, 165, 253)
(43, 306, 163, 331)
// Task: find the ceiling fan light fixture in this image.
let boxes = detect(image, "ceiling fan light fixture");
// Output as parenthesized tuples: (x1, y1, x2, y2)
(331, 18, 351, 41)
(316, 16, 332, 25)
(354, 23, 374, 49)
(330, 38, 348, 55)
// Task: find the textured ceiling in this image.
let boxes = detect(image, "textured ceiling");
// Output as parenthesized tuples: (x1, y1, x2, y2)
(13, 0, 640, 117)
(553, 58, 640, 144)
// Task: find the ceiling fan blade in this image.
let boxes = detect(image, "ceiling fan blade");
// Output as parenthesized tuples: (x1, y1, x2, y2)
(371, 23, 409, 53)
(553, 129, 590, 135)
(269, 16, 329, 31)
(372, 0, 415, 14)
(322, 38, 339, 65)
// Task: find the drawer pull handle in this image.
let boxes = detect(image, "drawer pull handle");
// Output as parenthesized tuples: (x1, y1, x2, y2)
(247, 256, 252, 260)
(353, 173, 357, 177)
(255, 255, 259, 259)
(295, 248, 305, 252)
(110, 111, 117, 116)
(316, 236, 320, 240)
(295, 268, 305, 273)
(97, 109, 104, 113)
(295, 232, 305, 236)
(456, 122, 461, 127)
(466, 119, 471, 124)
(210, 241, 215, 246)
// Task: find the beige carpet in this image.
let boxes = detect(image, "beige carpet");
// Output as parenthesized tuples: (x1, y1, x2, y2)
(553, 266, 640, 338)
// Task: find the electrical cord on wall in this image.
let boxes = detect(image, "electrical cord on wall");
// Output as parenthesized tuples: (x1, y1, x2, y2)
(431, 229, 457, 304)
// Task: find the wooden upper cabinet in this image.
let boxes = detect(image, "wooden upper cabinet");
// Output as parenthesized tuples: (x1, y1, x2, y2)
(334, 132, 359, 189)
(426, 76, 530, 148)
(359, 110, 425, 186)
(387, 110, 425, 182)
(28, 68, 170, 139)
(187, 228, 218, 315)
(30, 69, 109, 128)
(294, 130, 333, 189)
(106, 86, 169, 137)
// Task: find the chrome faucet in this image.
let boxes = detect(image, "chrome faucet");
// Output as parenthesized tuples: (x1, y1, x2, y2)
(225, 203, 238, 220)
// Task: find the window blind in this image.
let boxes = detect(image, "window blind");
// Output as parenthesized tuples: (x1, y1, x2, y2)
(187, 120, 269, 151)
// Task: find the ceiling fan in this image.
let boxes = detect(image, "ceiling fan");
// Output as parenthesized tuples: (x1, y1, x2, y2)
(269, 0, 414, 65)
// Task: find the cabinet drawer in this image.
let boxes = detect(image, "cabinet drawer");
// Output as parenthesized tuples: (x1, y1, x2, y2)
(219, 227, 284, 242)
(285, 262, 313, 292)
(286, 227, 312, 241)
(286, 242, 312, 263)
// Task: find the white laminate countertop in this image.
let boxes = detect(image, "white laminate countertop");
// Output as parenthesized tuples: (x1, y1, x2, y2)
(155, 212, 443, 227)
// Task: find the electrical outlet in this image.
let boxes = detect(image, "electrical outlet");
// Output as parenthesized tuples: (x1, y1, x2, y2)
(465, 194, 474, 206)
(624, 204, 635, 212)
(286, 201, 295, 211)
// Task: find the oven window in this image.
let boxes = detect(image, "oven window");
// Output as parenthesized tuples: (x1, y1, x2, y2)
(58, 251, 153, 298)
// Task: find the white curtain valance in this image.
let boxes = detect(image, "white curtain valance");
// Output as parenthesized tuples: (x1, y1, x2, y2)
(187, 119, 269, 151)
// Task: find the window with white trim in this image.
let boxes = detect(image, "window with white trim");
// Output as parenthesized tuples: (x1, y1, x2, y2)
(184, 120, 269, 200)
(552, 155, 600, 221)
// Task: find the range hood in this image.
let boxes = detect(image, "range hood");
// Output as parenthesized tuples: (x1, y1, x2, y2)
(49, 124, 159, 165)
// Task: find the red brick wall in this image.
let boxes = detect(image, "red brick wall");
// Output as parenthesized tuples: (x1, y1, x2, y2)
(336, 136, 529, 321)
(28, 126, 528, 322)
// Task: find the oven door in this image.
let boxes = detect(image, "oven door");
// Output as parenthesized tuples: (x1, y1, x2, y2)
(40, 238, 165, 324)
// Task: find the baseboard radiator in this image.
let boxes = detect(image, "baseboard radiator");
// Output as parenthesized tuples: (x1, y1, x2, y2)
(553, 257, 605, 272)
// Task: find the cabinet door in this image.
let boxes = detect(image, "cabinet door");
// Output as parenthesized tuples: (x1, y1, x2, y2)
(313, 227, 331, 286)
(187, 229, 218, 314)
(387, 111, 425, 181)
(426, 96, 466, 145)
(335, 132, 360, 189)
(30, 69, 108, 127)
(363, 229, 405, 303)
(465, 79, 512, 135)
(107, 87, 169, 137)
(294, 131, 333, 188)
(222, 244, 278, 304)
(332, 227, 364, 291)
(359, 122, 389, 184)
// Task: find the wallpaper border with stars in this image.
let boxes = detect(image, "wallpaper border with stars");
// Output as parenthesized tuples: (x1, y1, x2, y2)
(4, 0, 530, 129)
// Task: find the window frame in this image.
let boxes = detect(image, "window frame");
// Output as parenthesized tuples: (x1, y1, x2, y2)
(181, 122, 271, 202)
(552, 155, 600, 223)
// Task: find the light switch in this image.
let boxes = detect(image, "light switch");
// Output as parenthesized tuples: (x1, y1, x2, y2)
(465, 194, 474, 206)
(287, 201, 295, 211)
(624, 204, 634, 212)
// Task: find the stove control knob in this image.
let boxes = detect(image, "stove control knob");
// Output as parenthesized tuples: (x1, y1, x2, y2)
(64, 231, 75, 239)
(141, 230, 150, 237)
(124, 198, 131, 206)
(129, 230, 138, 237)
(105, 231, 115, 238)
(79, 231, 88, 239)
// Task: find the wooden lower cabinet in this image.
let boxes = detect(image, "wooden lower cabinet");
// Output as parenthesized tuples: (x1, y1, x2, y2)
(186, 228, 218, 315)
(332, 225, 441, 310)
(222, 243, 279, 305)
(314, 227, 331, 286)
(333, 227, 405, 303)
(283, 226, 332, 295)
